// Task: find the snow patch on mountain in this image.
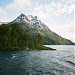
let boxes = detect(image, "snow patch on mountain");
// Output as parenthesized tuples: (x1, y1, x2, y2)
(11, 13, 51, 32)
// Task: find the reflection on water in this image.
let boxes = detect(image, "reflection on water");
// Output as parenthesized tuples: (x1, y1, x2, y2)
(0, 45, 75, 75)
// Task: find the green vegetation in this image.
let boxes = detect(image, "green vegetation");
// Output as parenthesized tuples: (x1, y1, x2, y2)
(39, 29, 74, 45)
(0, 22, 74, 50)
(0, 23, 52, 50)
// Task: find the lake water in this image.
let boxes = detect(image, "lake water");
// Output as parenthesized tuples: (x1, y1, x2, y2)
(0, 45, 75, 75)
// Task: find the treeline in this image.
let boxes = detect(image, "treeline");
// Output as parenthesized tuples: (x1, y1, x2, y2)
(0, 23, 43, 49)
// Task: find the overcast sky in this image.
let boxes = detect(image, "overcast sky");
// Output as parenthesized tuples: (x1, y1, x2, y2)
(0, 0, 75, 42)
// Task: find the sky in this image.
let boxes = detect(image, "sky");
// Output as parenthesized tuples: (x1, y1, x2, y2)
(0, 0, 75, 42)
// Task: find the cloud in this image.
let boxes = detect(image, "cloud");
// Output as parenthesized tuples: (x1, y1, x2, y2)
(32, 0, 74, 18)
(0, 0, 32, 21)
(0, 7, 5, 15)
(52, 22, 74, 42)
(0, 0, 32, 12)
(6, 0, 31, 10)
(0, 0, 74, 20)
(32, 3, 47, 18)
(53, 22, 74, 32)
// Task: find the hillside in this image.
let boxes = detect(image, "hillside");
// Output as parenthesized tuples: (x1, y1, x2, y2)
(0, 13, 74, 49)
(10, 13, 74, 45)
(0, 23, 56, 50)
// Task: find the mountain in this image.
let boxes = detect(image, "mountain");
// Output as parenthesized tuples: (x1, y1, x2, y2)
(0, 13, 74, 47)
(9, 13, 74, 45)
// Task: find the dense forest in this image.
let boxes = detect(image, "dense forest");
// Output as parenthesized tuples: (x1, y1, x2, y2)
(0, 23, 44, 49)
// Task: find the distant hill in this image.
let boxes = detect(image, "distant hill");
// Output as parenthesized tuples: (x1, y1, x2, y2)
(0, 13, 74, 49)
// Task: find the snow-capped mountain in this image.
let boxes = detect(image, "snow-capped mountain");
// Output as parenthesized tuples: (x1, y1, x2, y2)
(9, 13, 74, 45)
(12, 14, 31, 25)
(11, 13, 50, 32)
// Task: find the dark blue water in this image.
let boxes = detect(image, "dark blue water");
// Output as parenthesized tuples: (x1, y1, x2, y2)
(0, 45, 75, 75)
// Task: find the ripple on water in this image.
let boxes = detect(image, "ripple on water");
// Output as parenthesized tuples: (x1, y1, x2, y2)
(0, 45, 75, 75)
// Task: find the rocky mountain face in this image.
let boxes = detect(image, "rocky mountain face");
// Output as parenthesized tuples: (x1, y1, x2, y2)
(3, 14, 75, 45)
(10, 14, 50, 31)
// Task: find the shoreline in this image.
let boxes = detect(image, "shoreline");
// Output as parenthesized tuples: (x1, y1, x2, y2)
(0, 45, 56, 51)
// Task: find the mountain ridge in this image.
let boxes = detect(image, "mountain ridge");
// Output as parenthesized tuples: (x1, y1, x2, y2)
(0, 13, 74, 45)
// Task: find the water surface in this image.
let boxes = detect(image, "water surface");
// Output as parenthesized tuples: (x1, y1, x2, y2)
(0, 45, 75, 75)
